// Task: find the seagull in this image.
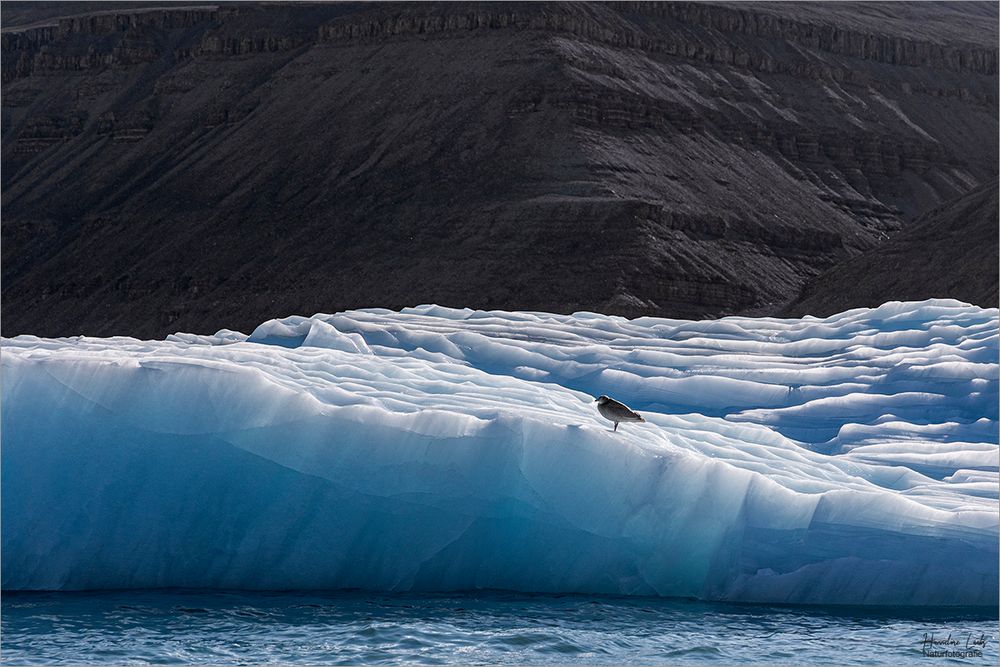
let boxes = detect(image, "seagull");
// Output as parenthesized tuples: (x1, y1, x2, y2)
(594, 395, 645, 432)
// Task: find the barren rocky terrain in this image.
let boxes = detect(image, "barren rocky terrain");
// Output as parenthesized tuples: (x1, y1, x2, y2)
(2, 1, 997, 337)
(783, 178, 999, 316)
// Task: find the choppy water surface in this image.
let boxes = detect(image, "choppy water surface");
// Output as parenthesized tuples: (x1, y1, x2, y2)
(2, 591, 996, 665)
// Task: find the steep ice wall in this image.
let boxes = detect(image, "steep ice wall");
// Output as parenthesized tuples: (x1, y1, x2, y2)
(2, 300, 997, 604)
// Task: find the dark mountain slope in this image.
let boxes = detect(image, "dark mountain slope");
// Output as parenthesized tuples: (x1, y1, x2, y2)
(2, 2, 997, 337)
(782, 180, 999, 316)
(0, 1, 217, 29)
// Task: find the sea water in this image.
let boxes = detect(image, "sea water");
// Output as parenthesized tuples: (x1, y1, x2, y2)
(2, 591, 997, 665)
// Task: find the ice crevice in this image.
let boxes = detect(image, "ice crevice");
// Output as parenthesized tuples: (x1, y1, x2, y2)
(2, 299, 997, 604)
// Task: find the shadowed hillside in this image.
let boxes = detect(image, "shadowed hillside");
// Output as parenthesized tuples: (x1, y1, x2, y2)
(2, 1, 997, 337)
(783, 179, 999, 316)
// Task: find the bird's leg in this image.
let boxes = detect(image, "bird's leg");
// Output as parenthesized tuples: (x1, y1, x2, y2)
(614, 422, 618, 432)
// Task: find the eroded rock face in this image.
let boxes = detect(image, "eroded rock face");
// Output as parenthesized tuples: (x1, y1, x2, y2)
(2, 1, 997, 337)
(782, 180, 1000, 316)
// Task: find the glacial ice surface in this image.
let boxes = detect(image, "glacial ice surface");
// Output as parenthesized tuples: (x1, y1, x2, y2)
(2, 299, 997, 605)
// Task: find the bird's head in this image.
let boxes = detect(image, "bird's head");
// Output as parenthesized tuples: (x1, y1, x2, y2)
(595, 395, 610, 404)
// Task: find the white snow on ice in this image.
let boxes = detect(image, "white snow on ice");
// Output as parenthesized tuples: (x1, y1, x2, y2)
(2, 299, 997, 604)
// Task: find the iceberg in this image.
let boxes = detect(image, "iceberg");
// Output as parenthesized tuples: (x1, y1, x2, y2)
(2, 299, 997, 605)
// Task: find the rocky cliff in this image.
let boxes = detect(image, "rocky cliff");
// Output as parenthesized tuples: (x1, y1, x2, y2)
(2, 1, 996, 337)
(783, 179, 999, 316)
